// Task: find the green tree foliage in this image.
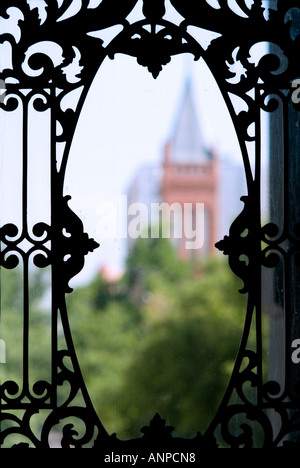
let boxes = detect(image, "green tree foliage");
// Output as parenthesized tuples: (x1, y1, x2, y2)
(0, 238, 264, 445)
(0, 267, 51, 386)
(69, 237, 250, 440)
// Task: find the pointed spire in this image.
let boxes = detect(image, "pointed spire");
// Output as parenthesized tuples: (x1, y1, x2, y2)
(169, 79, 210, 163)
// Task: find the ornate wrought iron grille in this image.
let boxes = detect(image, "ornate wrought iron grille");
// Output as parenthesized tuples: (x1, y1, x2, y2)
(0, 0, 300, 450)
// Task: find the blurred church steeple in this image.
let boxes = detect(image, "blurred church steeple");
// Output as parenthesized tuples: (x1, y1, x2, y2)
(161, 77, 219, 258)
(166, 79, 212, 164)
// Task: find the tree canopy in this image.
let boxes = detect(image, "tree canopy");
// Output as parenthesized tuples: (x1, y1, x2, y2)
(0, 235, 268, 446)
(68, 237, 249, 439)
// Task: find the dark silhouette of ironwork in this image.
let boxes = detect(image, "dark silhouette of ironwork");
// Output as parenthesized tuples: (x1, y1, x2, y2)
(0, 0, 299, 449)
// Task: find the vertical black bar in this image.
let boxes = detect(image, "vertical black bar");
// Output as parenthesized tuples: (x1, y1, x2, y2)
(269, 2, 300, 439)
(22, 94, 29, 395)
(288, 99, 300, 398)
(22, 95, 28, 233)
(23, 260, 29, 395)
(50, 86, 57, 408)
(255, 86, 263, 406)
(283, 97, 291, 396)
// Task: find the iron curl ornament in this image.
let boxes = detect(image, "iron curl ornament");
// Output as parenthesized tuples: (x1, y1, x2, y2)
(0, 0, 299, 449)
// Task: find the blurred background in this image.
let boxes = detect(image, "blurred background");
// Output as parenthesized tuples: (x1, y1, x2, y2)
(64, 52, 266, 439)
(0, 18, 270, 444)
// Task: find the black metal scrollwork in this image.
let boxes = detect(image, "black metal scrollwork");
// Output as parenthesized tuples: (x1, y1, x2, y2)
(0, 0, 300, 449)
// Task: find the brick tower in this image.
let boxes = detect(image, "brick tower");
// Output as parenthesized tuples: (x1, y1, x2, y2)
(161, 80, 219, 258)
